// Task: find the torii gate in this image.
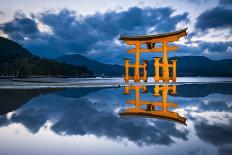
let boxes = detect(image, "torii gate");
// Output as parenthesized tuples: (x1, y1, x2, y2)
(120, 85, 187, 125)
(119, 28, 187, 83)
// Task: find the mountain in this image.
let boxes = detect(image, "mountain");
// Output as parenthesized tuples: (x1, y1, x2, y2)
(148, 56, 232, 77)
(0, 37, 92, 77)
(57, 54, 232, 77)
(56, 54, 124, 76)
(175, 56, 232, 76)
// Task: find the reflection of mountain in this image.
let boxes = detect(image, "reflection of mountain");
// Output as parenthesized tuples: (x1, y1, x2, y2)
(120, 85, 186, 125)
(0, 89, 60, 115)
(55, 87, 107, 98)
(146, 83, 232, 97)
(0, 87, 108, 116)
(177, 84, 232, 97)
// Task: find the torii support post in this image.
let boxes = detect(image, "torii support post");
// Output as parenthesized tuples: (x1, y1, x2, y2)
(124, 58, 130, 83)
(134, 43, 140, 82)
(162, 42, 169, 83)
(142, 60, 148, 82)
(154, 57, 160, 82)
(171, 60, 177, 82)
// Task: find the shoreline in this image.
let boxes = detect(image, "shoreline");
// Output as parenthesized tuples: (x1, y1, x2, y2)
(0, 77, 232, 89)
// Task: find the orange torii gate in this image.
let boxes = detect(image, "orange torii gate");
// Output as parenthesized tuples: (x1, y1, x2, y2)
(120, 85, 186, 125)
(119, 28, 187, 83)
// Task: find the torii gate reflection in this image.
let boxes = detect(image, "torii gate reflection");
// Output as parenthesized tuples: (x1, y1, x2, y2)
(120, 85, 187, 125)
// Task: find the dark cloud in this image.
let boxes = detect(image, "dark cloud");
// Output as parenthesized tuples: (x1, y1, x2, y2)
(193, 0, 232, 59)
(198, 41, 232, 55)
(0, 11, 4, 16)
(0, 7, 189, 62)
(0, 12, 39, 40)
(172, 39, 232, 59)
(195, 6, 232, 31)
(219, 147, 232, 155)
(219, 0, 232, 6)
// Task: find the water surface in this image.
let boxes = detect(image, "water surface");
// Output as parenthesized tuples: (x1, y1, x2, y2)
(0, 83, 232, 155)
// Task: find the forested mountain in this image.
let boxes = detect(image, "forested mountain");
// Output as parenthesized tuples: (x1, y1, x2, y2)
(0, 37, 93, 77)
(147, 56, 232, 77)
(57, 54, 232, 77)
(56, 54, 123, 76)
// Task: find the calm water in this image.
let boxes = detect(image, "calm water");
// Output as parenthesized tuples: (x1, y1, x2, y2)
(0, 83, 232, 155)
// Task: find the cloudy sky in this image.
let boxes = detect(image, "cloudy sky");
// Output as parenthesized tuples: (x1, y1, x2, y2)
(0, 0, 231, 64)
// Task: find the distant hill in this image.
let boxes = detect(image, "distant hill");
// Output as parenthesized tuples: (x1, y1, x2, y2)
(56, 54, 124, 76)
(0, 37, 92, 77)
(147, 56, 232, 77)
(57, 54, 232, 77)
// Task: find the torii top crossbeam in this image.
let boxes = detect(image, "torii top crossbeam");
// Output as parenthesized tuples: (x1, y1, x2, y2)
(119, 28, 187, 42)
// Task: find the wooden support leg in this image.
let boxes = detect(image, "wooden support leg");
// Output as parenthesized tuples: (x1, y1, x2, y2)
(142, 85, 148, 93)
(170, 85, 177, 95)
(162, 85, 168, 112)
(153, 85, 160, 96)
(142, 60, 148, 82)
(124, 86, 130, 95)
(134, 43, 141, 82)
(124, 59, 130, 83)
(135, 86, 140, 110)
(171, 60, 177, 82)
(154, 57, 160, 82)
(162, 42, 169, 83)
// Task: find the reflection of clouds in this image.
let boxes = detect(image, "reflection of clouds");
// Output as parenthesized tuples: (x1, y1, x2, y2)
(0, 84, 232, 152)
(184, 93, 232, 154)
(0, 89, 188, 146)
(161, 90, 232, 154)
(169, 93, 232, 115)
(201, 94, 232, 111)
(51, 98, 188, 146)
(11, 108, 49, 133)
(194, 121, 232, 154)
(191, 111, 232, 126)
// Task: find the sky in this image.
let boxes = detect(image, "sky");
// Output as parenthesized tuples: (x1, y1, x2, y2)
(0, 0, 231, 64)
